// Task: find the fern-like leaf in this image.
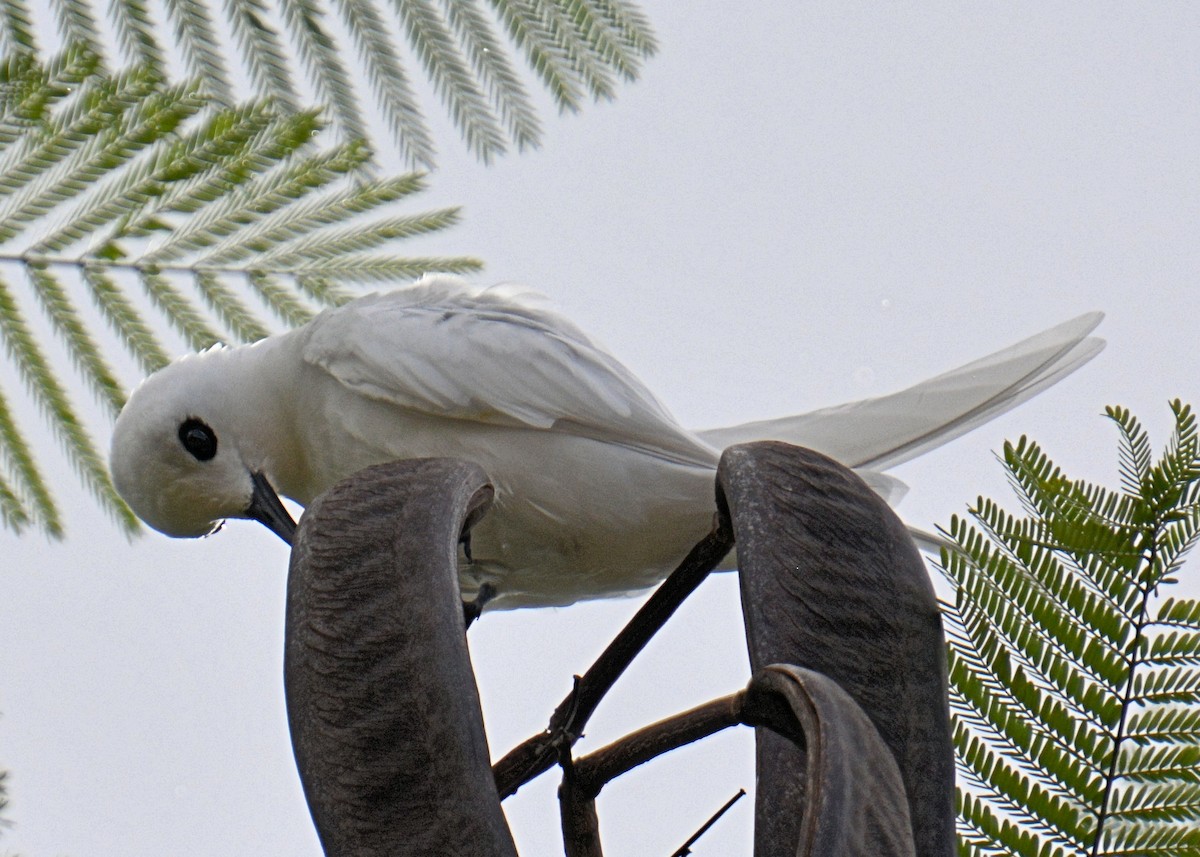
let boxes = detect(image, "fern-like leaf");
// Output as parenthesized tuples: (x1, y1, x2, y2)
(222, 0, 303, 115)
(393, 0, 507, 161)
(200, 170, 427, 264)
(0, 49, 480, 537)
(161, 0, 236, 106)
(331, 0, 435, 167)
(0, 0, 38, 55)
(277, 0, 373, 146)
(940, 401, 1200, 855)
(0, 379, 54, 534)
(21, 0, 659, 164)
(442, 0, 540, 151)
(108, 0, 167, 79)
(488, 0, 583, 111)
(0, 271, 135, 532)
(49, 0, 107, 65)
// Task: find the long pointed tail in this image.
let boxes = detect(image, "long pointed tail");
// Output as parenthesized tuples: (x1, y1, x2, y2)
(695, 312, 1104, 475)
(701, 312, 1102, 560)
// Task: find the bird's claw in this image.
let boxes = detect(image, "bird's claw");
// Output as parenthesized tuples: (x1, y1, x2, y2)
(462, 582, 496, 630)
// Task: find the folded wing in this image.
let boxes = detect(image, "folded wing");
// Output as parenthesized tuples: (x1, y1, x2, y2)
(301, 276, 719, 466)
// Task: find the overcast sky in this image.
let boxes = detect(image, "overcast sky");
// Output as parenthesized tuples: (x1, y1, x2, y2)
(2, 3, 1199, 855)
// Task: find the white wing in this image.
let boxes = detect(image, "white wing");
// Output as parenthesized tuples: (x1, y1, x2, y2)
(696, 312, 1105, 470)
(301, 276, 718, 466)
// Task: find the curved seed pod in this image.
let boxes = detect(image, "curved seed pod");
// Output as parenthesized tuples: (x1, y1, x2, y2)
(718, 442, 955, 857)
(284, 457, 514, 856)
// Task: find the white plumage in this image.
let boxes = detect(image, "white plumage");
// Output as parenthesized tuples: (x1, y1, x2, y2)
(109, 274, 1103, 609)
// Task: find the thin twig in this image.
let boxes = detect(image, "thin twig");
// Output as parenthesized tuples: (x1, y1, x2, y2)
(574, 693, 744, 797)
(493, 516, 735, 798)
(670, 789, 747, 857)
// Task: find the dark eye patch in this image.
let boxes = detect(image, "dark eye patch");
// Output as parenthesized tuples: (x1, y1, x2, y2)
(178, 418, 218, 461)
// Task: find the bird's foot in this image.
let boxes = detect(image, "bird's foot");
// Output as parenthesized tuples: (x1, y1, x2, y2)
(462, 582, 496, 630)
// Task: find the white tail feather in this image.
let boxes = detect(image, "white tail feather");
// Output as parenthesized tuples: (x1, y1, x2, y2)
(699, 311, 1102, 558)
(696, 312, 1104, 472)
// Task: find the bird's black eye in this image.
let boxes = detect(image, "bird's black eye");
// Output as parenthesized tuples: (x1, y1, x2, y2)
(178, 418, 218, 461)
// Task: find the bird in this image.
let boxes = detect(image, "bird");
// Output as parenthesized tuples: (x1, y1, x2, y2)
(109, 274, 1104, 610)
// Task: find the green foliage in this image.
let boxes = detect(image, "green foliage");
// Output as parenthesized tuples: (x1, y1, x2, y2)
(0, 0, 657, 166)
(0, 46, 480, 538)
(939, 401, 1200, 855)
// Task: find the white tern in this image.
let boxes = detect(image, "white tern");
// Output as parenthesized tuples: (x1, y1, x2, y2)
(110, 275, 1103, 609)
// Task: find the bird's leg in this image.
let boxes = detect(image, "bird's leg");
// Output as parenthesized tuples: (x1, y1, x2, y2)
(458, 526, 488, 629)
(462, 582, 496, 630)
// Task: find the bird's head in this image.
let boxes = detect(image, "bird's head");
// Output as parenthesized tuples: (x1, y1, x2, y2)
(110, 353, 297, 544)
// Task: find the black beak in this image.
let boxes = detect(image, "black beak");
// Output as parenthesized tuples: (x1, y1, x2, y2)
(245, 471, 297, 546)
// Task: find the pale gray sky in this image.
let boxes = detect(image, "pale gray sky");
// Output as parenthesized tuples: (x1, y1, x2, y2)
(2, 3, 1199, 855)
